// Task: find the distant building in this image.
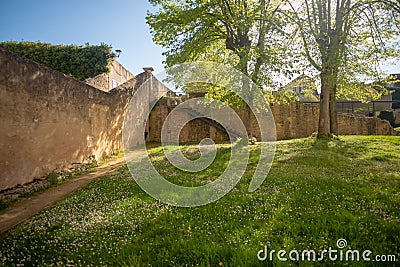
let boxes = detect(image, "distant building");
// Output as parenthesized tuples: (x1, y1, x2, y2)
(113, 67, 178, 101)
(284, 74, 319, 101)
(84, 60, 134, 92)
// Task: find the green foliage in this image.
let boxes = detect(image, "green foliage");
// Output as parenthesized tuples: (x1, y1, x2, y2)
(378, 110, 397, 127)
(147, 0, 288, 97)
(337, 82, 388, 103)
(205, 84, 248, 108)
(264, 89, 300, 104)
(0, 136, 399, 266)
(0, 41, 115, 80)
(47, 172, 59, 185)
(283, 0, 400, 88)
(0, 199, 7, 211)
(283, 75, 319, 102)
(300, 89, 319, 102)
(282, 0, 400, 135)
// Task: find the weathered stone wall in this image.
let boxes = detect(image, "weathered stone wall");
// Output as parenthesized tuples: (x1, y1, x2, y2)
(147, 101, 397, 142)
(147, 101, 229, 143)
(271, 102, 319, 140)
(0, 47, 396, 190)
(271, 102, 397, 138)
(338, 114, 396, 135)
(0, 48, 136, 190)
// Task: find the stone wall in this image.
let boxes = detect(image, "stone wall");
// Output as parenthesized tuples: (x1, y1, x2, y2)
(0, 48, 136, 190)
(147, 101, 397, 142)
(147, 101, 229, 143)
(0, 47, 397, 190)
(270, 102, 319, 140)
(272, 102, 397, 138)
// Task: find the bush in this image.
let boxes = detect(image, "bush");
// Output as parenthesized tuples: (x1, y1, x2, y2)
(378, 110, 397, 127)
(47, 172, 59, 185)
(0, 41, 115, 80)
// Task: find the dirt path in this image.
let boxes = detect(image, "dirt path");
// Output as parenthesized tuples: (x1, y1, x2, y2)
(0, 157, 127, 236)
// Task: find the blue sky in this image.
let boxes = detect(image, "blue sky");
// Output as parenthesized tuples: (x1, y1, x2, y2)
(0, 0, 398, 77)
(0, 0, 165, 75)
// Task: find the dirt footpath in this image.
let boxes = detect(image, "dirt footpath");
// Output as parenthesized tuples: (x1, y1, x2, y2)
(0, 157, 126, 236)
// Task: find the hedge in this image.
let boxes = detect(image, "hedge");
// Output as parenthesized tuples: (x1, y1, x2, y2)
(0, 41, 115, 80)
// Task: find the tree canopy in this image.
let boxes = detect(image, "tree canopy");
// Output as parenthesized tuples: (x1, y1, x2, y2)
(147, 0, 291, 137)
(147, 0, 287, 87)
(147, 0, 400, 138)
(282, 0, 400, 136)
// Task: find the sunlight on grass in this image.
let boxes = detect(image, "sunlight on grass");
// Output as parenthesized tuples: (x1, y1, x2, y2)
(0, 136, 399, 266)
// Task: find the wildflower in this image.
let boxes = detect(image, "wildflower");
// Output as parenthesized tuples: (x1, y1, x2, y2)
(219, 262, 223, 266)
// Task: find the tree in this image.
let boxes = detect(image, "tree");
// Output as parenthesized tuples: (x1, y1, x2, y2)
(282, 0, 400, 137)
(147, 0, 286, 136)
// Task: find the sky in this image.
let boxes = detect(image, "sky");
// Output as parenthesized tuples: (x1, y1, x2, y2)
(0, 0, 165, 75)
(0, 0, 399, 78)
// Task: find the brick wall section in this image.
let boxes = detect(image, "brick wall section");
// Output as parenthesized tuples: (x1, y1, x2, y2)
(0, 48, 136, 190)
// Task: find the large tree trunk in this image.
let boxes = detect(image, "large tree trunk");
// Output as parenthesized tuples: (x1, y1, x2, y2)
(245, 104, 253, 138)
(237, 52, 253, 139)
(329, 85, 338, 135)
(243, 77, 253, 139)
(319, 58, 340, 138)
(318, 72, 331, 138)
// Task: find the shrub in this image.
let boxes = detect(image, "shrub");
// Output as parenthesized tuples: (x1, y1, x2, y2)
(0, 41, 115, 80)
(378, 110, 397, 127)
(47, 172, 59, 185)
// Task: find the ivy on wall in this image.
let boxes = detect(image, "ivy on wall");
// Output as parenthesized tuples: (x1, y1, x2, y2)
(0, 41, 115, 80)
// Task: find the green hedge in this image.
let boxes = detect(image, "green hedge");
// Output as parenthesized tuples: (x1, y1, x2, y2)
(0, 41, 115, 80)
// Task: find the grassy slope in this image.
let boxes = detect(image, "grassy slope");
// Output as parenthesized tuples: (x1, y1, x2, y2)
(0, 136, 399, 266)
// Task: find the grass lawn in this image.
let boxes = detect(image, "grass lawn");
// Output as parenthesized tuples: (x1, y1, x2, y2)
(0, 136, 399, 266)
